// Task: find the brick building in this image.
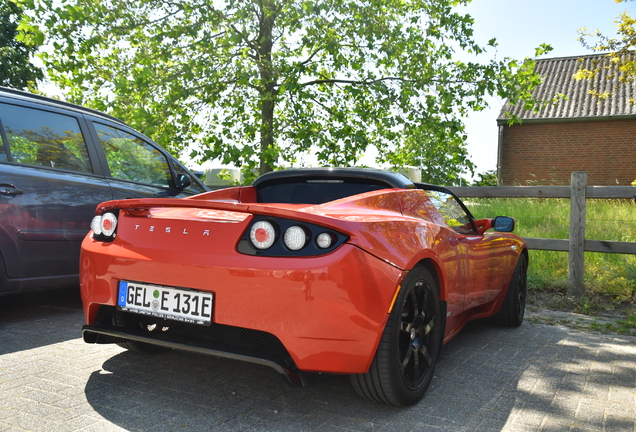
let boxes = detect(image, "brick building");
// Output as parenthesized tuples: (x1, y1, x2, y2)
(497, 54, 636, 186)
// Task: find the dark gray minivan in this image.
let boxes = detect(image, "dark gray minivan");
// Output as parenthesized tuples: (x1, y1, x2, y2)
(0, 87, 207, 293)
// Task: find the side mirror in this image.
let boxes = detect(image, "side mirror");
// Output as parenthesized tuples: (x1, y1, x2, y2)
(493, 216, 515, 232)
(175, 173, 191, 190)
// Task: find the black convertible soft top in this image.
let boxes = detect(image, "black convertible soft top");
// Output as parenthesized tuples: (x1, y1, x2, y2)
(252, 168, 416, 204)
(253, 167, 415, 189)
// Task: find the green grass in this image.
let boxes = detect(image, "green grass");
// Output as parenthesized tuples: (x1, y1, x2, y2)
(466, 198, 636, 305)
(586, 314, 636, 335)
(616, 313, 636, 333)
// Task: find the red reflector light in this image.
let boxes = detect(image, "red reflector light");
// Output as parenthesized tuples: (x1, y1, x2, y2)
(101, 213, 118, 237)
(250, 221, 276, 249)
(254, 227, 268, 243)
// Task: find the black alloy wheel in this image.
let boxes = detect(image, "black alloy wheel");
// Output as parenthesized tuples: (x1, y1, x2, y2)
(399, 278, 438, 390)
(515, 259, 528, 319)
(496, 254, 528, 327)
(350, 266, 443, 405)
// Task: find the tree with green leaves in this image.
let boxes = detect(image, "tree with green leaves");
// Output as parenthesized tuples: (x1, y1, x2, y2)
(0, 0, 42, 90)
(471, 169, 497, 186)
(575, 0, 636, 101)
(19, 0, 550, 183)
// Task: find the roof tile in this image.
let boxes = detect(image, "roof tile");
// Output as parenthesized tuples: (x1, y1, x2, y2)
(498, 53, 636, 122)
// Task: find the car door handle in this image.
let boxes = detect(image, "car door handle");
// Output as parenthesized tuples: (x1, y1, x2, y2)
(0, 184, 23, 196)
(448, 237, 459, 246)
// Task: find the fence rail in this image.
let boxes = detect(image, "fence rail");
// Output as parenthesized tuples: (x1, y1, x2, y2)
(448, 185, 636, 199)
(447, 173, 636, 296)
(521, 238, 636, 255)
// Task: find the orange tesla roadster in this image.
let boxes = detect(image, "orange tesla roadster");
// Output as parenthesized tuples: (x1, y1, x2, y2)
(80, 168, 528, 405)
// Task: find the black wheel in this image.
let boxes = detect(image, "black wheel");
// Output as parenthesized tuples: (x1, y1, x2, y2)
(112, 310, 167, 354)
(350, 267, 443, 406)
(496, 254, 528, 327)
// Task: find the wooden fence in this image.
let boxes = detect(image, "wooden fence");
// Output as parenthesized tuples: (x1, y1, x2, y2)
(447, 172, 636, 297)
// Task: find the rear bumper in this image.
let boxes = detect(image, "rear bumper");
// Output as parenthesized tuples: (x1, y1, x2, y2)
(80, 238, 404, 375)
(82, 319, 325, 387)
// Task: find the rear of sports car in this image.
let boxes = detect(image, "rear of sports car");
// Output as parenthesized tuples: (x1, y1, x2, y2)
(80, 196, 404, 386)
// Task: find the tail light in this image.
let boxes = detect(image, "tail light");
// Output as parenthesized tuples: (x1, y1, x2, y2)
(250, 221, 277, 249)
(316, 232, 334, 249)
(91, 211, 119, 241)
(283, 226, 309, 251)
(239, 217, 347, 256)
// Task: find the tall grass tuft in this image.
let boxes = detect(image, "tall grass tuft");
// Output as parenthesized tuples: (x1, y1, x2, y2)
(466, 198, 636, 303)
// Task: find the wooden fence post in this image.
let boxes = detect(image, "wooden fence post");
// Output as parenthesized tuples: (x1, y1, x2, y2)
(567, 171, 587, 297)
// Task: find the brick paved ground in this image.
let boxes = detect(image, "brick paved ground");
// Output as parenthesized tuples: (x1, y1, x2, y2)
(0, 289, 634, 432)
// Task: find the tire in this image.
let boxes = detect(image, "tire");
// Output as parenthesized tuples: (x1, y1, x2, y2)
(496, 254, 528, 327)
(350, 267, 443, 406)
(112, 310, 168, 354)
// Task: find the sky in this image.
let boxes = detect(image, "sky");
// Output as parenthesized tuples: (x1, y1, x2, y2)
(458, 0, 631, 177)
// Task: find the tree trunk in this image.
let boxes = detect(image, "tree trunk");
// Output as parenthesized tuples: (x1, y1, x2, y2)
(257, 2, 277, 175)
(259, 90, 275, 175)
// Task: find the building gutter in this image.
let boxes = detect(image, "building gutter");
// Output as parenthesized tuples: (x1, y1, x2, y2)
(496, 114, 636, 126)
(496, 125, 504, 186)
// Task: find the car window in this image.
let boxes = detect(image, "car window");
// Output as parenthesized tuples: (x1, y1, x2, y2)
(256, 179, 389, 204)
(0, 103, 92, 173)
(425, 190, 476, 234)
(95, 123, 171, 187)
(172, 160, 206, 194)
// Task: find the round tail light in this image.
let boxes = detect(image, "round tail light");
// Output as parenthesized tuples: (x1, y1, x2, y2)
(250, 221, 276, 249)
(91, 212, 118, 239)
(283, 226, 308, 250)
(101, 213, 118, 237)
(90, 215, 103, 236)
(316, 232, 334, 249)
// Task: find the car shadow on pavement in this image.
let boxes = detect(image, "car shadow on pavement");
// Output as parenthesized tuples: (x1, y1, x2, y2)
(82, 318, 636, 431)
(84, 347, 397, 431)
(0, 287, 84, 355)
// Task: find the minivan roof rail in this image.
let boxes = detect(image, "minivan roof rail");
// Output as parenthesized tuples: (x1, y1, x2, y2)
(0, 86, 126, 125)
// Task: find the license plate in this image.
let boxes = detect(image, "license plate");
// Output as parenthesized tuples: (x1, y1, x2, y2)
(117, 281, 213, 326)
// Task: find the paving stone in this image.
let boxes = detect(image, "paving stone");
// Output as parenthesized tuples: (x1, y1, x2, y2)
(0, 291, 635, 431)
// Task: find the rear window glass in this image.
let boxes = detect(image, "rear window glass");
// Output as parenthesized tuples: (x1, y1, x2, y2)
(0, 103, 92, 173)
(256, 179, 390, 204)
